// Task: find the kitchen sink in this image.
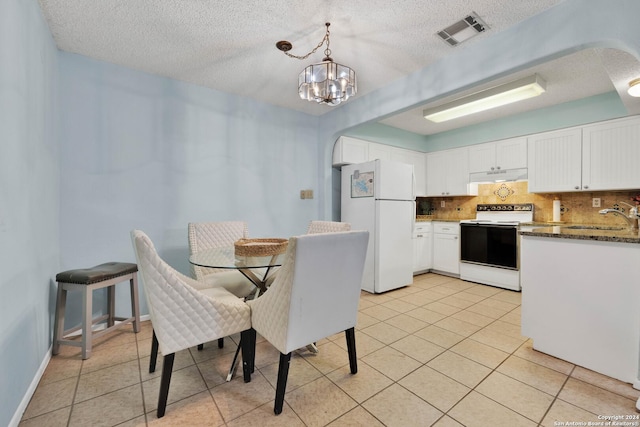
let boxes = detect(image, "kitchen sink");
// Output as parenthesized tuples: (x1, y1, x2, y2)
(563, 225, 625, 231)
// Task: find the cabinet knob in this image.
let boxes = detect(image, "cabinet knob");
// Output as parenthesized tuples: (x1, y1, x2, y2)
(584, 185, 589, 189)
(574, 186, 580, 190)
(490, 167, 495, 171)
(496, 166, 501, 170)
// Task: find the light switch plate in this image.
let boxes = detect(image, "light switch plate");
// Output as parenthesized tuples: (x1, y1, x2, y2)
(441, 200, 446, 208)
(592, 198, 601, 208)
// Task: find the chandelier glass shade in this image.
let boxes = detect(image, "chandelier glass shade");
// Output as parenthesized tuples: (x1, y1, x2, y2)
(277, 22, 357, 106)
(298, 59, 357, 105)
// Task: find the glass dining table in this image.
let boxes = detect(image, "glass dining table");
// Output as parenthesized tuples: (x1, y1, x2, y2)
(189, 247, 285, 294)
(188, 246, 286, 381)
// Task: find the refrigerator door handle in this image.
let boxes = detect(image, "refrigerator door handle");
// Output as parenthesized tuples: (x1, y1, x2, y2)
(411, 201, 416, 233)
(411, 166, 416, 199)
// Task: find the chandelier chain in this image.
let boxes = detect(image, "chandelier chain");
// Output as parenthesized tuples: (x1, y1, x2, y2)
(283, 24, 331, 60)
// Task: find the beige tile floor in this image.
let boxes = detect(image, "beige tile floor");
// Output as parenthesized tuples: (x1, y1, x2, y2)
(20, 273, 640, 426)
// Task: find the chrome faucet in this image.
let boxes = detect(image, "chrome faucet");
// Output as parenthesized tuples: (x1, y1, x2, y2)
(599, 202, 639, 230)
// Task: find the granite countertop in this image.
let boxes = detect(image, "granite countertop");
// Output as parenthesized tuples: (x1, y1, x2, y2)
(519, 224, 640, 244)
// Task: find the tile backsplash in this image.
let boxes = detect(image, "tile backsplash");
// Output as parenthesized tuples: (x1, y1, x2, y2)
(418, 182, 640, 224)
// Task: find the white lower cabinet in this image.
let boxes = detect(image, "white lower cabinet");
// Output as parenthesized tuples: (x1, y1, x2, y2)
(432, 222, 460, 276)
(521, 235, 640, 386)
(413, 223, 432, 274)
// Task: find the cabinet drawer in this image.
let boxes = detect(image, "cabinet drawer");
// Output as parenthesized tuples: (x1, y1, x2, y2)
(433, 223, 459, 234)
(414, 223, 432, 234)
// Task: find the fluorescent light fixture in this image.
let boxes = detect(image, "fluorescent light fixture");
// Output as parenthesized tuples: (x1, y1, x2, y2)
(423, 74, 547, 123)
(628, 78, 640, 97)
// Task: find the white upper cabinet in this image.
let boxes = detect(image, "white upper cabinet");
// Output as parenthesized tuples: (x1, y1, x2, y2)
(528, 116, 640, 193)
(332, 136, 369, 166)
(469, 137, 527, 173)
(332, 136, 427, 196)
(391, 150, 426, 196)
(581, 116, 640, 191)
(527, 128, 583, 192)
(425, 147, 475, 196)
(368, 143, 393, 161)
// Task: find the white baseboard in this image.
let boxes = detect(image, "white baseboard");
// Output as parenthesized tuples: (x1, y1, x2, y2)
(9, 346, 51, 427)
(9, 316, 150, 427)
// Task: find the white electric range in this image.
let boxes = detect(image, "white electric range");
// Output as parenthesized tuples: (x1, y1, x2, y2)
(459, 203, 534, 291)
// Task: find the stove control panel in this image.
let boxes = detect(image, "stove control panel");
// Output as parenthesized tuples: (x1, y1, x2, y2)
(476, 203, 534, 212)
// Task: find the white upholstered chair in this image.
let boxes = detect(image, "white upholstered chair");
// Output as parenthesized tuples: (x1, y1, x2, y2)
(188, 221, 256, 349)
(242, 231, 369, 415)
(303, 220, 352, 353)
(306, 220, 351, 234)
(188, 221, 255, 297)
(131, 230, 252, 418)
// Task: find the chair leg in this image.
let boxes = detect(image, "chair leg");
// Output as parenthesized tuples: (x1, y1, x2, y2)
(52, 284, 66, 355)
(345, 327, 358, 374)
(107, 284, 116, 327)
(246, 328, 256, 373)
(157, 352, 175, 418)
(81, 286, 93, 360)
(218, 338, 224, 348)
(149, 330, 159, 373)
(130, 274, 141, 333)
(274, 352, 291, 415)
(241, 330, 253, 383)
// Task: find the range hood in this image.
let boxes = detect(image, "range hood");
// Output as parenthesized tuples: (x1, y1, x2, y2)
(469, 168, 528, 183)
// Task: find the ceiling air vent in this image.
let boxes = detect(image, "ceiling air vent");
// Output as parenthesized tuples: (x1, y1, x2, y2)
(436, 12, 488, 47)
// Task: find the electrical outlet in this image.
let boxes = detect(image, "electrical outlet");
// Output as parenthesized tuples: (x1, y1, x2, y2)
(441, 200, 445, 208)
(592, 198, 601, 208)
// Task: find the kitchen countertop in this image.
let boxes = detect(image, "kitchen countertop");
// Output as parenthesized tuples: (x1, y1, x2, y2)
(519, 224, 640, 244)
(415, 216, 466, 222)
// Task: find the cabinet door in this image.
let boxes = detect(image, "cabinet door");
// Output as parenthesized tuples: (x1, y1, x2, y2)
(413, 235, 432, 273)
(495, 137, 527, 170)
(446, 147, 471, 196)
(432, 233, 460, 275)
(468, 143, 496, 173)
(582, 116, 640, 191)
(425, 151, 448, 196)
(368, 143, 393, 161)
(426, 149, 471, 196)
(392, 150, 426, 196)
(333, 136, 368, 166)
(527, 128, 582, 193)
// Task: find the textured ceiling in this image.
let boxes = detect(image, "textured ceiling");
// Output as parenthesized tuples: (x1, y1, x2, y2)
(38, 0, 640, 135)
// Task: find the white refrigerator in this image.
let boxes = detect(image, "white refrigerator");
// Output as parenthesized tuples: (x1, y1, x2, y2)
(341, 159, 415, 293)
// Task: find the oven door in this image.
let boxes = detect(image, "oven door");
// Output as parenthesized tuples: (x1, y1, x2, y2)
(460, 223, 518, 270)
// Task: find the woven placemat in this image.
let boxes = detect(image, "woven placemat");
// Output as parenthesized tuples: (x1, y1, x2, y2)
(234, 238, 288, 257)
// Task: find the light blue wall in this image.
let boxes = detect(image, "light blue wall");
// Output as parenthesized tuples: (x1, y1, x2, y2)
(58, 53, 320, 318)
(0, 1, 59, 425)
(341, 122, 427, 151)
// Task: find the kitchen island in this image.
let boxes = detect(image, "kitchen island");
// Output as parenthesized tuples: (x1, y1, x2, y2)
(519, 225, 640, 389)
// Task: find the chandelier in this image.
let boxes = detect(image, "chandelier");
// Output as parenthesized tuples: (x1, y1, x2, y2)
(276, 23, 357, 106)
